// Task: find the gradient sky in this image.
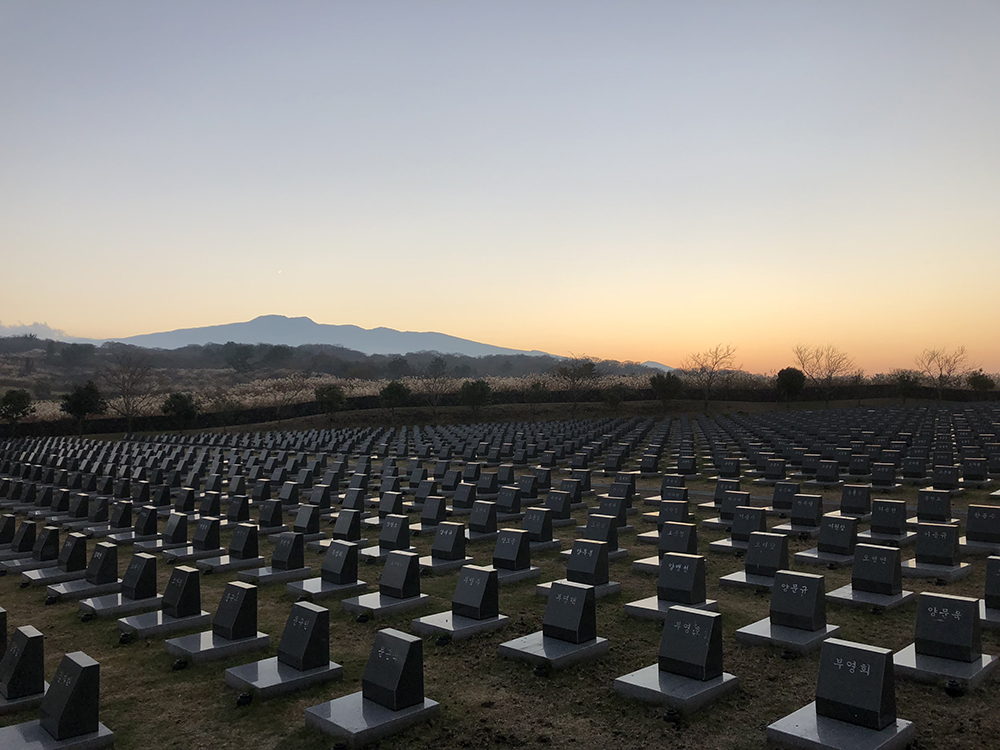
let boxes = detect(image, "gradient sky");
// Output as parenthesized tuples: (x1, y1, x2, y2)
(2, 1, 998, 373)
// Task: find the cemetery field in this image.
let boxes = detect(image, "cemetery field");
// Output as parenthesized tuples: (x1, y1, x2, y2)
(2, 470, 1000, 749)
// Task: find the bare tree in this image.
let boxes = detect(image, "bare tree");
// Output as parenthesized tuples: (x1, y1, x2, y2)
(422, 356, 451, 414)
(915, 346, 968, 400)
(682, 344, 739, 411)
(552, 356, 600, 416)
(100, 346, 160, 437)
(793, 344, 855, 407)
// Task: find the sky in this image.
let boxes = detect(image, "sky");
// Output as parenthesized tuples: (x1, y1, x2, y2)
(2, 1, 998, 374)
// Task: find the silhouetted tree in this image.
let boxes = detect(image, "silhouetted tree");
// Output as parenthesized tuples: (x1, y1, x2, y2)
(380, 380, 411, 420)
(0, 389, 34, 435)
(161, 392, 199, 429)
(649, 372, 683, 411)
(315, 384, 347, 424)
(967, 370, 996, 399)
(793, 344, 854, 407)
(775, 367, 806, 404)
(459, 379, 492, 419)
(682, 344, 739, 411)
(915, 346, 968, 400)
(60, 380, 107, 435)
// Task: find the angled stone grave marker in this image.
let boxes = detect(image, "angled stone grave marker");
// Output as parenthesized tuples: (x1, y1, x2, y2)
(858, 499, 915, 547)
(772, 494, 823, 538)
(632, 522, 697, 573)
(46, 542, 120, 603)
(305, 628, 439, 747)
(737, 570, 839, 653)
(360, 514, 416, 563)
(135, 511, 188, 553)
(239, 532, 312, 585)
(0, 626, 47, 714)
(960, 505, 1000, 555)
(412, 564, 511, 640)
(522, 508, 561, 554)
(538, 539, 620, 599)
(163, 516, 224, 563)
(615, 606, 737, 714)
(795, 514, 858, 566)
(197, 523, 266, 574)
(902, 523, 970, 581)
(490, 529, 539, 585)
(165, 581, 269, 664)
(709, 506, 767, 553)
(499, 581, 609, 671)
(342, 551, 429, 618)
(79, 552, 162, 619)
(827, 544, 915, 611)
(287, 540, 368, 601)
(117, 564, 211, 640)
(418, 521, 473, 575)
(720, 531, 789, 590)
(767, 638, 913, 750)
(626, 552, 716, 620)
(893, 592, 998, 690)
(226, 601, 342, 700)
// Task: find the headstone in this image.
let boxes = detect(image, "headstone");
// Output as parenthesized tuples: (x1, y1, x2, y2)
(659, 606, 723, 680)
(771, 571, 826, 631)
(469, 501, 497, 534)
(840, 485, 871, 516)
(566, 540, 609, 586)
(277, 601, 329, 671)
(814, 639, 897, 730)
(853, 544, 903, 596)
(229, 524, 259, 560)
(213, 581, 258, 641)
(272, 532, 305, 570)
(452, 565, 499, 620)
(361, 628, 424, 711)
(817, 515, 858, 556)
(542, 581, 596, 644)
(430, 522, 466, 561)
(791, 494, 823, 527)
(121, 553, 157, 600)
(322, 541, 359, 585)
(0, 625, 44, 699)
(659, 522, 697, 555)
(492, 529, 530, 570)
(523, 508, 553, 543)
(915, 592, 981, 662)
(86, 543, 118, 585)
(38, 652, 101, 740)
(744, 532, 788, 578)
(163, 565, 201, 618)
(380, 551, 421, 599)
(915, 523, 960, 566)
(658, 553, 707, 605)
(332, 509, 362, 542)
(870, 499, 906, 535)
(379, 515, 410, 552)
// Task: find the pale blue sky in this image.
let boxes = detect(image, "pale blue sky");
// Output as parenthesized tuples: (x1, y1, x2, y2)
(2, 2, 998, 371)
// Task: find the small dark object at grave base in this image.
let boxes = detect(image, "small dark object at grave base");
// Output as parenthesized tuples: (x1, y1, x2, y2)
(435, 635, 451, 647)
(533, 664, 550, 677)
(333, 742, 348, 750)
(80, 613, 93, 623)
(781, 649, 798, 660)
(356, 613, 369, 623)
(945, 680, 966, 698)
(202, 568, 213, 575)
(172, 658, 188, 671)
(934, 578, 948, 586)
(870, 606, 883, 615)
(45, 595, 57, 605)
(421, 568, 431, 577)
(663, 708, 681, 723)
(119, 632, 133, 645)
(236, 692, 253, 707)
(780, 513, 787, 519)
(735, 550, 744, 559)
(754, 587, 769, 597)
(365, 557, 376, 565)
(799, 532, 810, 541)
(19, 581, 28, 589)
(827, 563, 838, 570)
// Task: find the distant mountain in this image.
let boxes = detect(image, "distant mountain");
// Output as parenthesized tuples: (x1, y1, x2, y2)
(642, 361, 675, 372)
(98, 315, 554, 358)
